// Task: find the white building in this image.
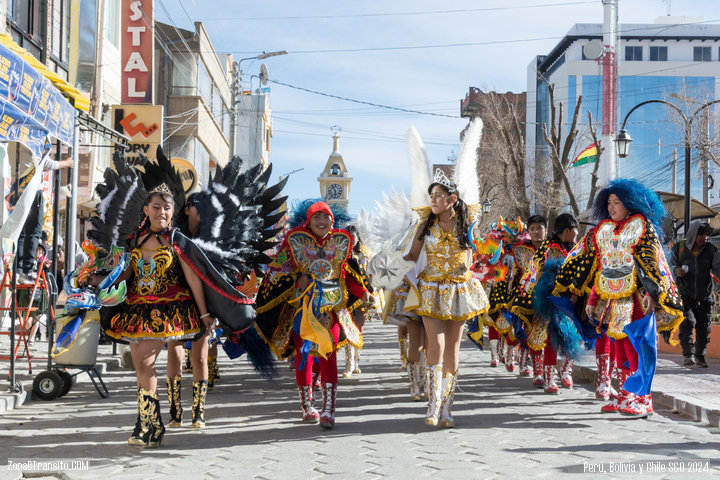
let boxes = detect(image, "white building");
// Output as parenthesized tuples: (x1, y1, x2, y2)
(235, 92, 272, 170)
(527, 17, 720, 211)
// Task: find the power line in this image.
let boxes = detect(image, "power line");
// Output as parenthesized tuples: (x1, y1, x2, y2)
(268, 79, 459, 119)
(198, 1, 597, 22)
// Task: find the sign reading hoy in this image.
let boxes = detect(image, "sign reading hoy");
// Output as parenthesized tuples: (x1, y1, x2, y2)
(121, 0, 153, 103)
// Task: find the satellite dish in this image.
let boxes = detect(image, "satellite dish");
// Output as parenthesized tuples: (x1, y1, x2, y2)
(583, 41, 602, 60)
(259, 64, 268, 85)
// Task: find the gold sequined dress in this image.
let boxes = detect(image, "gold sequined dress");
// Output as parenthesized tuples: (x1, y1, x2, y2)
(105, 244, 202, 342)
(412, 223, 489, 321)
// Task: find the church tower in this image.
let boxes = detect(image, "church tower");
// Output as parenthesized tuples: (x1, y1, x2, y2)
(318, 129, 352, 210)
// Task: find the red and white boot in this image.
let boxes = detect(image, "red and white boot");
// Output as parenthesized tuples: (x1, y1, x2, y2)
(298, 385, 319, 424)
(621, 393, 653, 418)
(543, 365, 559, 394)
(595, 353, 612, 400)
(489, 339, 499, 367)
(560, 356, 574, 388)
(519, 349, 532, 377)
(498, 337, 506, 365)
(505, 343, 516, 373)
(531, 350, 544, 388)
(601, 370, 630, 413)
(319, 383, 337, 429)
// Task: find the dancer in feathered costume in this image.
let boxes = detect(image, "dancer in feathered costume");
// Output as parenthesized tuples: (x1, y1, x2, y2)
(553, 179, 683, 417)
(254, 200, 372, 429)
(88, 147, 283, 447)
(508, 213, 582, 393)
(489, 215, 546, 380)
(164, 156, 287, 427)
(474, 217, 544, 375)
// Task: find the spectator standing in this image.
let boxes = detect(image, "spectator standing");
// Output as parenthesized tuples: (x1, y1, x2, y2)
(670, 221, 720, 368)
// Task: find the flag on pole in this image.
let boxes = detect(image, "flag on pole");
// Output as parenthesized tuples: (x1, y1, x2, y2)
(572, 142, 599, 167)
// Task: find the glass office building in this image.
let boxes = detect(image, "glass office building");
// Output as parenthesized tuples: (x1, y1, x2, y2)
(527, 19, 720, 211)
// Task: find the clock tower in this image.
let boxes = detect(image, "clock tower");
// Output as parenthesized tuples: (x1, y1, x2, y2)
(318, 129, 352, 210)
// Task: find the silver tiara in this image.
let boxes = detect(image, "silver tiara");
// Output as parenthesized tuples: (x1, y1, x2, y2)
(433, 168, 455, 190)
(150, 182, 172, 196)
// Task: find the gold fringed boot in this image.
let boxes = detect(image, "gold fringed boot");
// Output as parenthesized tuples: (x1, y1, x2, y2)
(166, 376, 183, 427)
(192, 380, 208, 428)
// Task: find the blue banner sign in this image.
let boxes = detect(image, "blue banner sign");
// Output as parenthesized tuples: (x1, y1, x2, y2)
(0, 42, 75, 157)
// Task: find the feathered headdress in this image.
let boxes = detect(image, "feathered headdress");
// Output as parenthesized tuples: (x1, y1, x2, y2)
(288, 198, 352, 229)
(592, 178, 666, 239)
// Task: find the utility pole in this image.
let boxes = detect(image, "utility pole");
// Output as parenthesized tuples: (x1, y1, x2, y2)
(600, 0, 618, 185)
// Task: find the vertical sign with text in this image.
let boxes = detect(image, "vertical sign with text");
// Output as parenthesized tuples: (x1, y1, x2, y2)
(121, 0, 153, 103)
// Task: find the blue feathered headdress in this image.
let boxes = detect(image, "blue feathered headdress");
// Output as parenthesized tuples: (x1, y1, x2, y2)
(592, 178, 666, 240)
(287, 198, 353, 229)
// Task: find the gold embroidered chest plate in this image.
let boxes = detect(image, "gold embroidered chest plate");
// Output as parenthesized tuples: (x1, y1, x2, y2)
(420, 224, 469, 283)
(595, 217, 644, 298)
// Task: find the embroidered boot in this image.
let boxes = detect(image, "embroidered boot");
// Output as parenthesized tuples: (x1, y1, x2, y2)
(595, 353, 611, 400)
(166, 376, 183, 427)
(425, 364, 443, 426)
(142, 388, 165, 448)
(343, 346, 355, 378)
(543, 365, 559, 394)
(399, 338, 408, 369)
(439, 371, 458, 428)
(208, 353, 218, 389)
(319, 382, 337, 429)
(128, 388, 146, 446)
(489, 339, 499, 367)
(560, 356, 574, 388)
(191, 380, 208, 428)
(407, 361, 423, 401)
(505, 343, 516, 373)
(298, 385, 320, 423)
(353, 347, 361, 374)
(622, 392, 653, 418)
(498, 337, 506, 364)
(531, 350, 544, 388)
(601, 369, 630, 413)
(519, 349, 532, 376)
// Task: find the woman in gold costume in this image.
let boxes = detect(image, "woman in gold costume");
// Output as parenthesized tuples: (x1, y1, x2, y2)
(403, 170, 489, 427)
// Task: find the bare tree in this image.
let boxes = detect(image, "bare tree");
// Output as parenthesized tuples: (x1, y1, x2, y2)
(472, 90, 531, 223)
(585, 111, 603, 211)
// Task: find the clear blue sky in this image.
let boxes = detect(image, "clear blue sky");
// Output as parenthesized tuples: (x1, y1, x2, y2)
(156, 0, 717, 216)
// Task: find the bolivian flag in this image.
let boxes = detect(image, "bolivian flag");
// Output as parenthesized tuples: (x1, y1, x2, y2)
(572, 142, 599, 167)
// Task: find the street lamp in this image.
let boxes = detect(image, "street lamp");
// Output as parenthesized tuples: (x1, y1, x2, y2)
(482, 197, 492, 214)
(614, 98, 720, 235)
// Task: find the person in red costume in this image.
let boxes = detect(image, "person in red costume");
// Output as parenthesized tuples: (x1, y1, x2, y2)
(553, 179, 683, 418)
(255, 201, 373, 429)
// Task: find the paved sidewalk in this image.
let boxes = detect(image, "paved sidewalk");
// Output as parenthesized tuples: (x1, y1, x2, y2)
(0, 321, 719, 479)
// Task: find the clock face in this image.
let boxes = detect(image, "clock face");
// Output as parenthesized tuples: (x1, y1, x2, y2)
(328, 183, 343, 199)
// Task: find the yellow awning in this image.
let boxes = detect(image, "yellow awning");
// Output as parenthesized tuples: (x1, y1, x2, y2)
(0, 33, 90, 112)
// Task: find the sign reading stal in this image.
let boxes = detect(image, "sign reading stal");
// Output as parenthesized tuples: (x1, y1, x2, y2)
(121, 0, 153, 103)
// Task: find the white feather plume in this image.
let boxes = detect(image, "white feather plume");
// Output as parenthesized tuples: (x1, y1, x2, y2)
(354, 208, 378, 253)
(372, 186, 414, 250)
(406, 127, 432, 207)
(452, 117, 483, 204)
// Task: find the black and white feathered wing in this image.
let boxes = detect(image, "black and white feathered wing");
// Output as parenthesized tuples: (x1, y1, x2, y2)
(88, 149, 147, 252)
(191, 156, 288, 278)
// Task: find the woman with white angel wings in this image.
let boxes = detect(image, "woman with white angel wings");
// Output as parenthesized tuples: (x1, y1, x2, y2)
(372, 120, 489, 427)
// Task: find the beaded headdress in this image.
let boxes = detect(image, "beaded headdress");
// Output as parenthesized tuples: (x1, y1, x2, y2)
(150, 182, 172, 196)
(432, 168, 456, 191)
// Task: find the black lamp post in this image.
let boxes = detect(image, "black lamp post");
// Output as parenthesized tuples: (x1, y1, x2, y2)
(614, 99, 720, 235)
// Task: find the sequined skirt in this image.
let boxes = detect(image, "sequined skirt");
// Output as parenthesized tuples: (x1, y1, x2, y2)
(105, 299, 202, 343)
(414, 277, 489, 322)
(385, 281, 421, 325)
